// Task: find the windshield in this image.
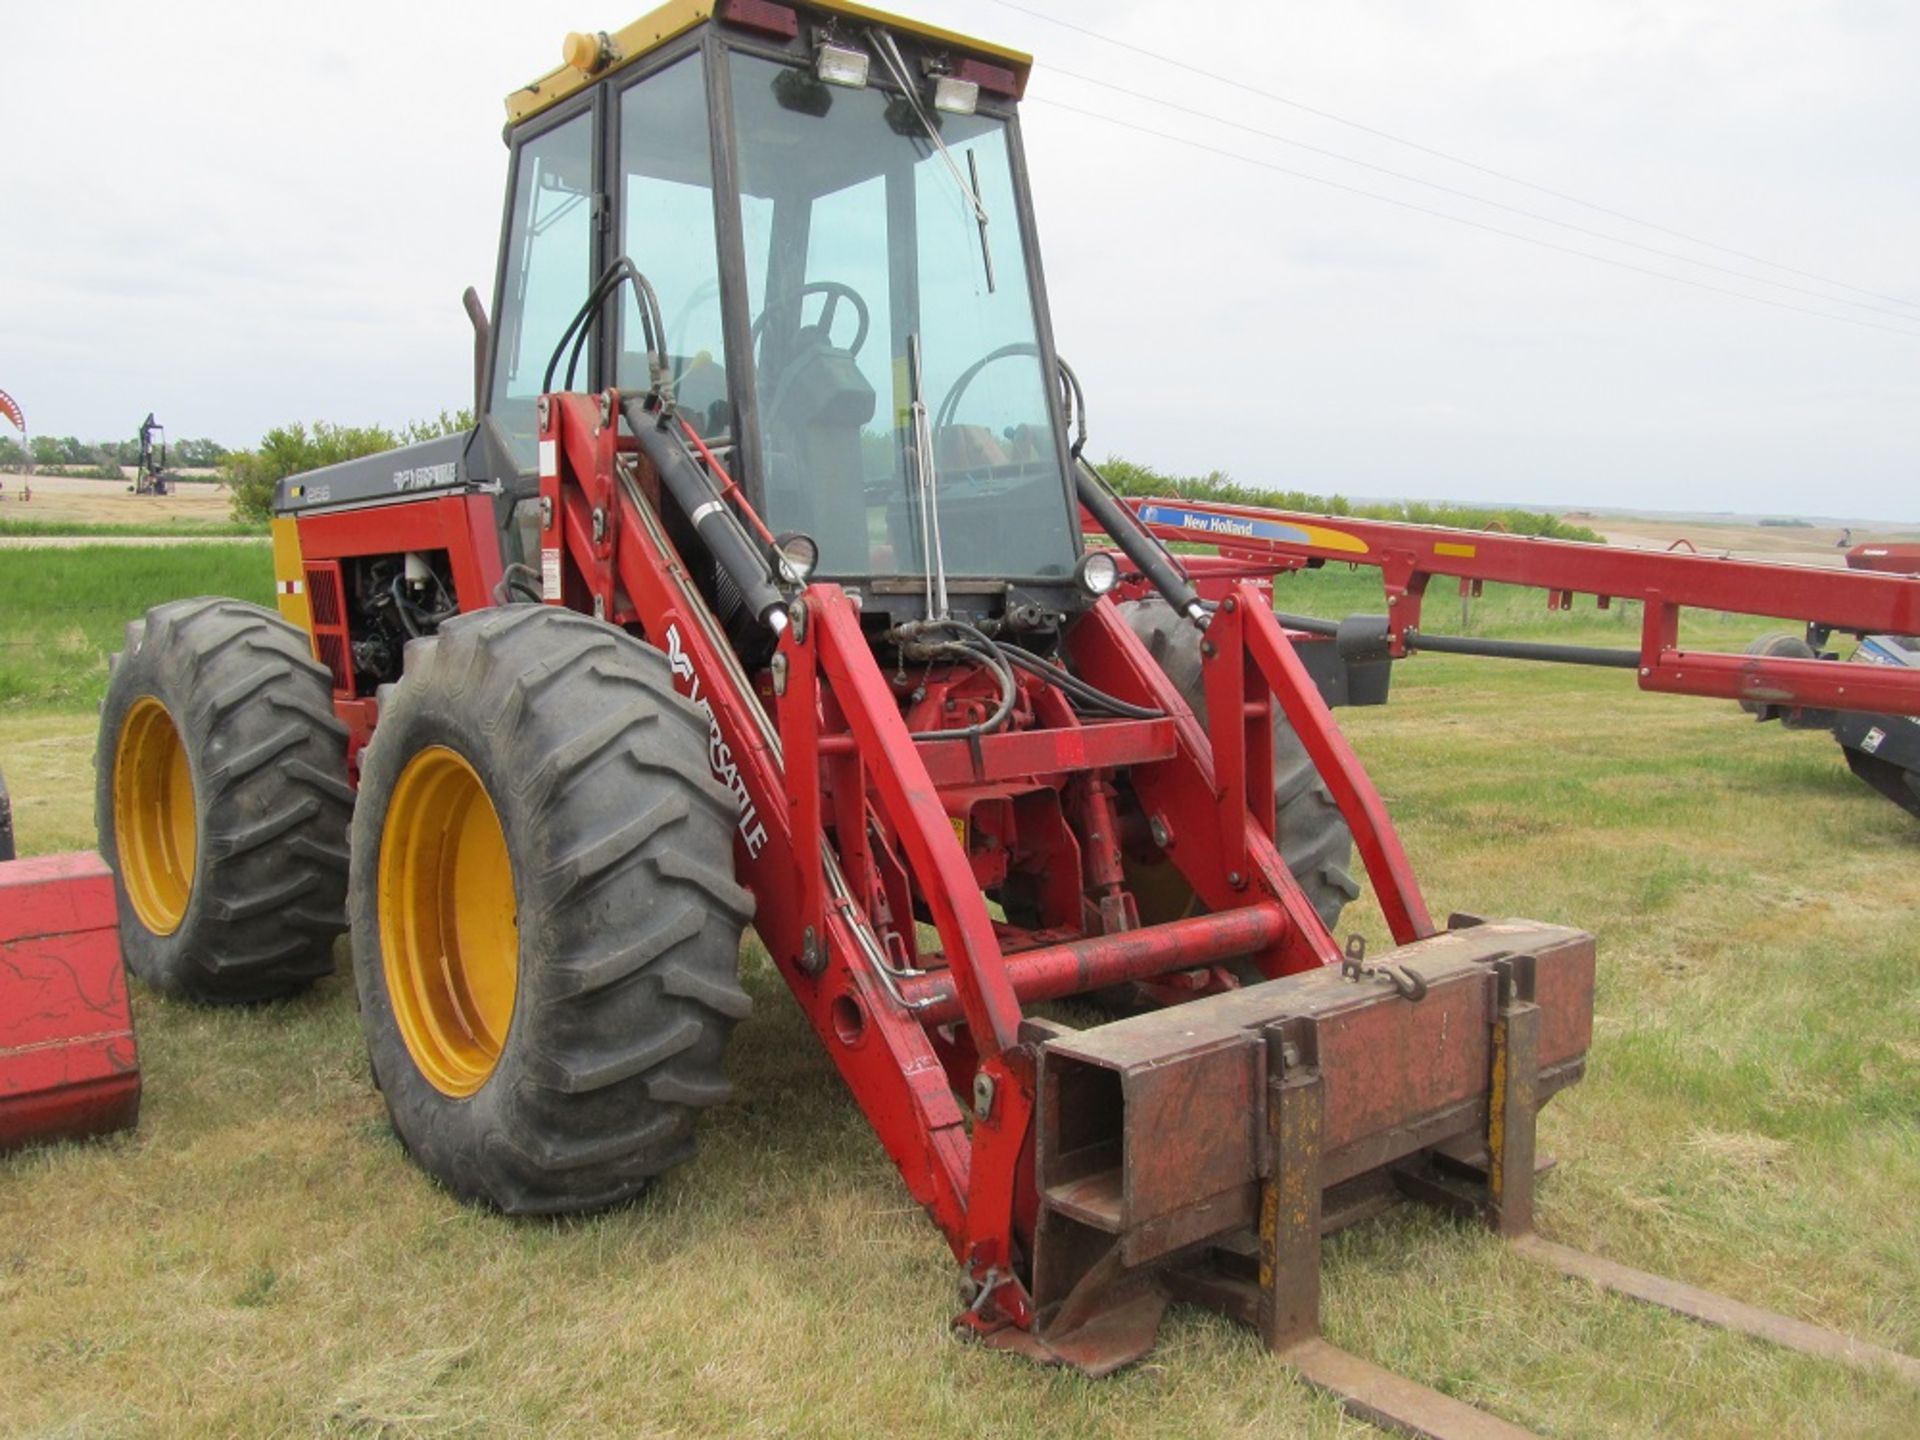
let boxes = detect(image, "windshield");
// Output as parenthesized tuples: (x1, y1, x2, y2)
(728, 52, 1078, 583)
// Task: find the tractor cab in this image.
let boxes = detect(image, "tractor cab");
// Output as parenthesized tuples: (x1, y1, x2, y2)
(485, 0, 1083, 623)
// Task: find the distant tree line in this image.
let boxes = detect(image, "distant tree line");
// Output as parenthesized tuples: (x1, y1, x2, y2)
(224, 411, 475, 522)
(0, 433, 231, 473)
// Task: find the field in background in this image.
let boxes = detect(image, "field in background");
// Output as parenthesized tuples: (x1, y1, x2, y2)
(2, 544, 1916, 1437)
(1589, 515, 1920, 568)
(0, 472, 244, 539)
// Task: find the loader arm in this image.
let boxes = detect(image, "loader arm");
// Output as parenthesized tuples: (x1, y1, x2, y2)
(529, 384, 1605, 1376)
(534, 389, 1384, 1273)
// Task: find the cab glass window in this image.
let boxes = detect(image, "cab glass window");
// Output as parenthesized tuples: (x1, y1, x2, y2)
(490, 111, 594, 474)
(727, 52, 1077, 582)
(618, 55, 731, 441)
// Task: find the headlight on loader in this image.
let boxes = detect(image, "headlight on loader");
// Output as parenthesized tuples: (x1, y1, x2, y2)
(1076, 550, 1119, 597)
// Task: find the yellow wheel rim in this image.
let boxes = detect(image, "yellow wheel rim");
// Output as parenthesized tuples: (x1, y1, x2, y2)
(378, 746, 519, 1097)
(113, 697, 198, 934)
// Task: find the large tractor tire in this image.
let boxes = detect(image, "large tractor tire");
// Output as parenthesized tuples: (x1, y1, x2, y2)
(96, 597, 352, 1003)
(349, 606, 754, 1215)
(1120, 598, 1360, 932)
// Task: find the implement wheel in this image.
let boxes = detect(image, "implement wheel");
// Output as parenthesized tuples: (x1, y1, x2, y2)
(349, 606, 754, 1214)
(95, 598, 352, 1002)
(1739, 630, 1816, 717)
(1120, 598, 1360, 932)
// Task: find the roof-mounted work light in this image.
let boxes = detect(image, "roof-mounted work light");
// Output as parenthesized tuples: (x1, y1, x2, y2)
(815, 40, 871, 88)
(931, 74, 979, 115)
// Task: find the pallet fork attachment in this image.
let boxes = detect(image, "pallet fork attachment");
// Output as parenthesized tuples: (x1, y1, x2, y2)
(1000, 918, 1916, 1434)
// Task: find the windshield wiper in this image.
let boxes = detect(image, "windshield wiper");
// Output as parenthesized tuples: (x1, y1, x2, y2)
(868, 27, 996, 293)
(965, 150, 996, 293)
(907, 332, 951, 618)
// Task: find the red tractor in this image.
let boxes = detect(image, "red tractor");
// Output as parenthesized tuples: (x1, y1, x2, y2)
(86, 4, 1916, 1431)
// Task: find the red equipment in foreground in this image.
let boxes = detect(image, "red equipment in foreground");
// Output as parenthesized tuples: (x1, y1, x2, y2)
(85, 6, 1920, 1433)
(0, 851, 141, 1152)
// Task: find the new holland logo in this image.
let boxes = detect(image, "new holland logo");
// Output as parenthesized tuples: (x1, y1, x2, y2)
(665, 624, 768, 858)
(1135, 503, 1372, 555)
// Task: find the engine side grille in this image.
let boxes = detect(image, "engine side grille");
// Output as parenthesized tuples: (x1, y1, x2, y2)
(303, 563, 353, 695)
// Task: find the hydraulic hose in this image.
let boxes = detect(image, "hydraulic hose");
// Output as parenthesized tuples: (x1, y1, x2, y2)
(1074, 459, 1207, 625)
(620, 394, 788, 635)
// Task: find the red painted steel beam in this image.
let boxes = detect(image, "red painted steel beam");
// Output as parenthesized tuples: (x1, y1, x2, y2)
(1095, 497, 1920, 716)
(914, 717, 1176, 788)
(811, 591, 1028, 1057)
(1643, 649, 1920, 712)
(897, 903, 1290, 1025)
(552, 400, 981, 1260)
(1066, 600, 1344, 975)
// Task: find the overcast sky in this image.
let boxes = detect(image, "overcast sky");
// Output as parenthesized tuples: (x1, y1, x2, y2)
(4, 1, 1914, 519)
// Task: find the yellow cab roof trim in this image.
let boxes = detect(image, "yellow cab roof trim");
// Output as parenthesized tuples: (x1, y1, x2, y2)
(505, 0, 1032, 125)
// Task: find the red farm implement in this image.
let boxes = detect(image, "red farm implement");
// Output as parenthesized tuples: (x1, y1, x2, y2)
(1104, 492, 1920, 817)
(0, 772, 140, 1153)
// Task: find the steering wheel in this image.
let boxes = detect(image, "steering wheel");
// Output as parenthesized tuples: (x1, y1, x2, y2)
(933, 341, 1041, 434)
(750, 279, 872, 359)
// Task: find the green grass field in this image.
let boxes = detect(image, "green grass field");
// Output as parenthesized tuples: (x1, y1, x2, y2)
(0, 545, 277, 712)
(2, 546, 1915, 1438)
